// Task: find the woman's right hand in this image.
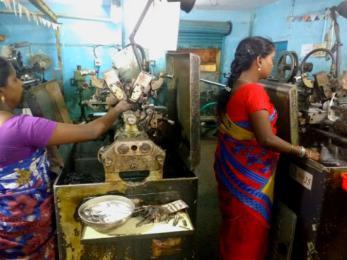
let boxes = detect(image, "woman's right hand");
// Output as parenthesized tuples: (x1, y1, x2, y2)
(114, 100, 132, 113)
(305, 148, 320, 161)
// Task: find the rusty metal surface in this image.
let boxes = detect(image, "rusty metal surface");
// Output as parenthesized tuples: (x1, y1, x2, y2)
(262, 80, 299, 145)
(79, 236, 194, 260)
(166, 52, 201, 170)
(99, 137, 165, 182)
(54, 53, 200, 258)
(54, 168, 197, 259)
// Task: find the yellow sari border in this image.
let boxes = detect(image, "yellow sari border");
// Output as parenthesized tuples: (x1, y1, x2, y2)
(219, 114, 255, 141)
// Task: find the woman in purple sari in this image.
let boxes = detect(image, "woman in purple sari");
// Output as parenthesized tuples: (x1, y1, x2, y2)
(0, 57, 131, 259)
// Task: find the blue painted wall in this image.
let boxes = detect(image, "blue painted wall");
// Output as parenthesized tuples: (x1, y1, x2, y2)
(0, 3, 57, 81)
(58, 17, 121, 121)
(54, 2, 121, 121)
(0, 2, 122, 121)
(252, 0, 347, 74)
(3, 0, 346, 120)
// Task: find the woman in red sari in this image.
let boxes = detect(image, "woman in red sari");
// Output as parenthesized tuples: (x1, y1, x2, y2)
(214, 36, 320, 260)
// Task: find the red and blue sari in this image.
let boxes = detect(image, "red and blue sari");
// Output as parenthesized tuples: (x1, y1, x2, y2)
(214, 83, 279, 260)
(0, 149, 56, 259)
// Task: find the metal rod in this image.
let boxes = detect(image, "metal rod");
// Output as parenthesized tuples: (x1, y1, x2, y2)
(311, 128, 347, 146)
(28, 0, 58, 22)
(330, 7, 341, 77)
(57, 14, 113, 23)
(128, 0, 154, 70)
(0, 9, 43, 16)
(0, 9, 114, 23)
(55, 28, 64, 83)
(28, 0, 63, 83)
(200, 78, 226, 88)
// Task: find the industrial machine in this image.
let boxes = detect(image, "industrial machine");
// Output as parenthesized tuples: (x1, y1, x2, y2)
(260, 77, 347, 259)
(53, 51, 200, 259)
(267, 2, 347, 259)
(1, 42, 51, 88)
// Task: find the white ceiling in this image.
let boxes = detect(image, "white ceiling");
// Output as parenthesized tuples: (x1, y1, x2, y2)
(193, 0, 278, 10)
(25, 0, 278, 11)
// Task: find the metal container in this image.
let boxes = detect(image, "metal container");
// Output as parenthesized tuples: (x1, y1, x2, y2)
(78, 195, 135, 233)
(54, 159, 198, 259)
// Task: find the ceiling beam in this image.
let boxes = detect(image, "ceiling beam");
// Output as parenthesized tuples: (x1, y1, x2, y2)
(28, 0, 58, 22)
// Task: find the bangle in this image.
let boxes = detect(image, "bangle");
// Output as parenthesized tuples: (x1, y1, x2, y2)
(290, 145, 296, 154)
(298, 146, 306, 158)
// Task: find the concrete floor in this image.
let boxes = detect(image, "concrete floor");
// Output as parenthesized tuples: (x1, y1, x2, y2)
(194, 138, 220, 260)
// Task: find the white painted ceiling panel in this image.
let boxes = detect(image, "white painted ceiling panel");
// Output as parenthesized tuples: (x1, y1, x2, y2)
(193, 0, 278, 10)
(28, 0, 278, 11)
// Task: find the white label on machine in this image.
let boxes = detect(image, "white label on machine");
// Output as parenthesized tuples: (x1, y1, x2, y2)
(289, 165, 313, 190)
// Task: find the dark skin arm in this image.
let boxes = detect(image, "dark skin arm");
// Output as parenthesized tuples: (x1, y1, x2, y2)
(47, 100, 131, 145)
(250, 110, 320, 160)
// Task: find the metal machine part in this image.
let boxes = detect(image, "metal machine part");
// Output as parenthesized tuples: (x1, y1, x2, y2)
(54, 53, 200, 259)
(112, 45, 141, 82)
(276, 46, 347, 145)
(129, 71, 153, 102)
(71, 65, 96, 89)
(276, 51, 299, 83)
(272, 157, 347, 259)
(299, 48, 336, 89)
(98, 137, 165, 182)
(166, 52, 201, 169)
(2, 44, 48, 87)
(262, 80, 299, 145)
(98, 109, 166, 183)
(264, 79, 347, 259)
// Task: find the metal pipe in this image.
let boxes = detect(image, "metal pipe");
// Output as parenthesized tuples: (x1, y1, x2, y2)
(55, 28, 64, 83)
(311, 128, 347, 146)
(28, 0, 57, 22)
(0, 9, 114, 23)
(330, 7, 341, 77)
(27, 0, 63, 83)
(200, 78, 226, 88)
(57, 14, 113, 23)
(128, 0, 154, 70)
(0, 9, 43, 16)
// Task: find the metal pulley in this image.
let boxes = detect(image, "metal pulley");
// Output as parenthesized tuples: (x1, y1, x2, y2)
(276, 51, 299, 83)
(300, 48, 336, 88)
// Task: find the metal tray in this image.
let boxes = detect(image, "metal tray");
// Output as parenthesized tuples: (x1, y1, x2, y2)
(78, 195, 135, 232)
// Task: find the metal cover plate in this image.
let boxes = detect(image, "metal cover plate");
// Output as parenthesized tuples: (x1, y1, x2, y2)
(166, 52, 201, 170)
(262, 80, 299, 145)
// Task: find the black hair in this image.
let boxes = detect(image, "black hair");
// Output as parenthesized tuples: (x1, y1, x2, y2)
(216, 36, 274, 117)
(0, 57, 14, 88)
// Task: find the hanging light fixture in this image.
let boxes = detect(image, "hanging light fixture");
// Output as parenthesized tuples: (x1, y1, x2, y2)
(167, 0, 196, 13)
(336, 0, 347, 18)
